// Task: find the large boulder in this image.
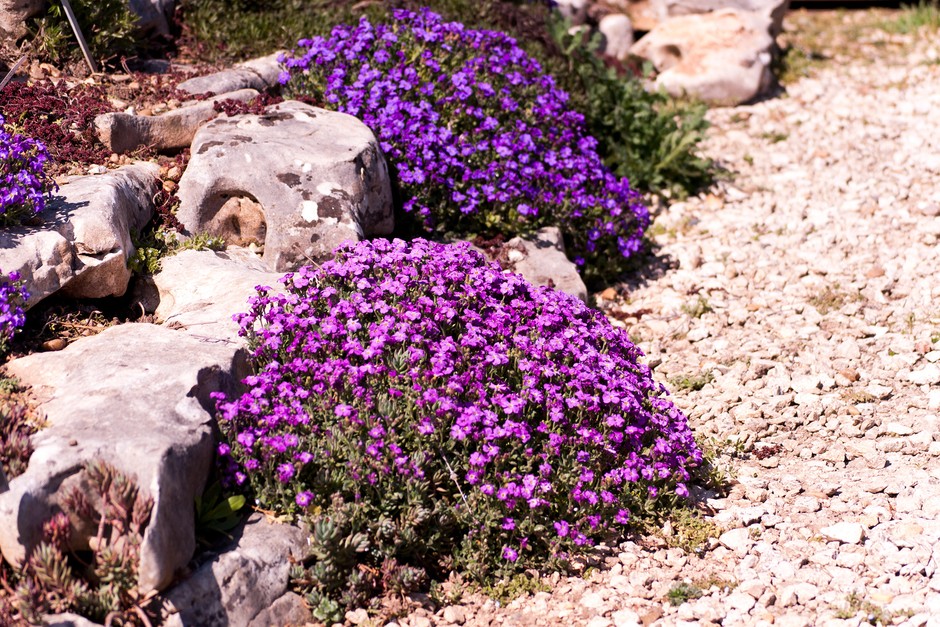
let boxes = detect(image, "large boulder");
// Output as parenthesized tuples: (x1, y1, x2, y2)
(176, 52, 285, 96)
(128, 0, 175, 36)
(651, 0, 789, 36)
(176, 100, 394, 272)
(630, 8, 775, 105)
(0, 324, 250, 593)
(0, 163, 158, 306)
(94, 89, 259, 154)
(163, 514, 308, 627)
(152, 248, 284, 343)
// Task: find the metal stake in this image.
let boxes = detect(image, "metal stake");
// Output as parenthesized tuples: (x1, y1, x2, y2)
(59, 0, 98, 74)
(0, 55, 27, 91)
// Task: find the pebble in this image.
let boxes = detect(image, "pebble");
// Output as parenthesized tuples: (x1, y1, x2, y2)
(820, 522, 866, 544)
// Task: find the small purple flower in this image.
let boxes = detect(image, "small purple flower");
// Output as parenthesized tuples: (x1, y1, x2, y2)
(295, 491, 314, 508)
(502, 546, 518, 562)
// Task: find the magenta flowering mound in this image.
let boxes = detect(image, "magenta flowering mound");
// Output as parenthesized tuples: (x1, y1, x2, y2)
(216, 238, 700, 608)
(279, 9, 650, 281)
(0, 114, 54, 226)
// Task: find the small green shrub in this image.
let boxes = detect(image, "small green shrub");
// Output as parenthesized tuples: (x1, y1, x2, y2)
(194, 480, 247, 546)
(28, 0, 140, 68)
(128, 229, 226, 275)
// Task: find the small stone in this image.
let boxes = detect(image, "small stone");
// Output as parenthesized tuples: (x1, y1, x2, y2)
(883, 422, 914, 436)
(865, 383, 893, 399)
(726, 591, 756, 612)
(821, 522, 865, 544)
(581, 591, 607, 609)
(718, 527, 752, 554)
(611, 608, 641, 627)
(41, 338, 68, 351)
(442, 606, 466, 624)
(586, 617, 614, 627)
(640, 605, 663, 626)
(838, 368, 860, 382)
(909, 364, 940, 385)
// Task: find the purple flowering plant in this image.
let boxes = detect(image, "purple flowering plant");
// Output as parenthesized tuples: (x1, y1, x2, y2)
(215, 238, 700, 608)
(0, 114, 54, 226)
(0, 271, 29, 355)
(278, 9, 650, 281)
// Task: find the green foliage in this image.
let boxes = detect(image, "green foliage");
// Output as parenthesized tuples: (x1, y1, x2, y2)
(289, 500, 434, 624)
(882, 0, 940, 35)
(546, 18, 715, 199)
(662, 508, 720, 554)
(682, 295, 713, 318)
(28, 0, 140, 68)
(0, 460, 155, 625)
(669, 372, 714, 392)
(194, 481, 247, 546)
(666, 581, 703, 606)
(479, 572, 551, 604)
(128, 228, 227, 275)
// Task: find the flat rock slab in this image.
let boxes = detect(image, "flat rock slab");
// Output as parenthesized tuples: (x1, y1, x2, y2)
(631, 8, 774, 106)
(1, 324, 250, 593)
(164, 514, 308, 627)
(177, 100, 394, 272)
(153, 248, 284, 343)
(95, 89, 259, 154)
(176, 52, 284, 96)
(0, 163, 157, 306)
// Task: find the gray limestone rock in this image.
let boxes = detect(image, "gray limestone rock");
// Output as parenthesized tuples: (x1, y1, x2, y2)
(153, 248, 284, 343)
(176, 100, 394, 272)
(128, 0, 176, 36)
(0, 324, 249, 593)
(504, 227, 589, 303)
(176, 52, 285, 96)
(94, 89, 259, 154)
(652, 0, 789, 36)
(0, 0, 43, 41)
(0, 163, 158, 306)
(163, 514, 307, 627)
(630, 9, 775, 105)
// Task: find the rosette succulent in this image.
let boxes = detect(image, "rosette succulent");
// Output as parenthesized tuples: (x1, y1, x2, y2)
(279, 9, 649, 281)
(215, 238, 700, 598)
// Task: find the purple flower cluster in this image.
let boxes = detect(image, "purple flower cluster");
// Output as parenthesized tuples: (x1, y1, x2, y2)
(0, 270, 29, 353)
(0, 114, 53, 226)
(216, 239, 700, 570)
(279, 9, 649, 278)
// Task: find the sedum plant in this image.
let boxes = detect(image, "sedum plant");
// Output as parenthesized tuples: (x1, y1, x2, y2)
(279, 9, 650, 281)
(0, 114, 54, 226)
(215, 238, 702, 618)
(0, 460, 155, 625)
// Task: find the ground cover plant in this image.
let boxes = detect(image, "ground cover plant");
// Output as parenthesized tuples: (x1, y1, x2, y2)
(0, 113, 54, 225)
(0, 80, 112, 177)
(280, 9, 649, 281)
(214, 237, 702, 621)
(0, 460, 155, 625)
